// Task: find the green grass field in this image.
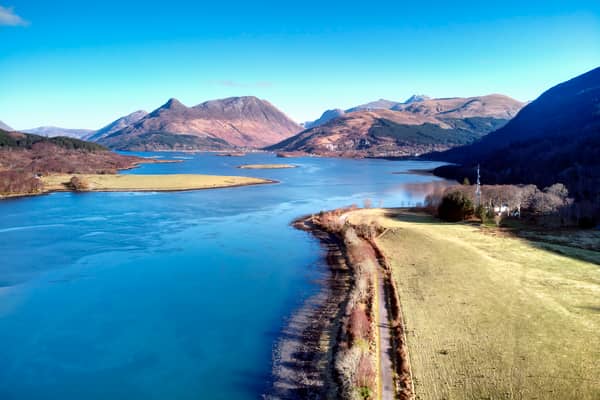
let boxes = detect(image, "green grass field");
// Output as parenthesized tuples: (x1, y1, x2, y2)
(348, 209, 600, 400)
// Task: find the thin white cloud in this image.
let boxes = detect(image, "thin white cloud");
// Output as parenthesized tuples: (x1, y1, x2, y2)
(0, 5, 29, 27)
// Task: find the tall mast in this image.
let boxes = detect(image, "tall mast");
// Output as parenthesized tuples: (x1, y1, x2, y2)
(475, 164, 481, 208)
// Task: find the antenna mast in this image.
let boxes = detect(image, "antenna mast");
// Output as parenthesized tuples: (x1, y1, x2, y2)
(475, 164, 481, 208)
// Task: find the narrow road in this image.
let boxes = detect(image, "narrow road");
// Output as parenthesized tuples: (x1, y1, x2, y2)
(376, 266, 395, 400)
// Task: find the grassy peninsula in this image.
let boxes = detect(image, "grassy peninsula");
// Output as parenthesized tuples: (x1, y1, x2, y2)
(237, 164, 296, 169)
(0, 130, 273, 198)
(42, 174, 273, 193)
(345, 208, 600, 400)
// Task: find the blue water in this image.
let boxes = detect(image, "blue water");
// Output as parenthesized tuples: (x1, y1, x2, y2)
(0, 153, 448, 399)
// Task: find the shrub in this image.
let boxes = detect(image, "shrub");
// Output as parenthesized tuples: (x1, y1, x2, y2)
(348, 307, 370, 343)
(69, 176, 89, 191)
(0, 171, 43, 194)
(354, 353, 376, 397)
(438, 190, 474, 222)
(336, 346, 362, 398)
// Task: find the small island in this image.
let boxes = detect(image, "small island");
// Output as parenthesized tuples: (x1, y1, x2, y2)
(216, 152, 247, 157)
(237, 164, 296, 169)
(42, 174, 273, 193)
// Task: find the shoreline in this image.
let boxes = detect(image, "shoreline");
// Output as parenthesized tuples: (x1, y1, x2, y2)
(1, 175, 277, 200)
(237, 164, 297, 170)
(270, 209, 415, 400)
(391, 168, 435, 176)
(268, 216, 350, 399)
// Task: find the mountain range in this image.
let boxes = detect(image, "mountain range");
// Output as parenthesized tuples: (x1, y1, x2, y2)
(86, 110, 149, 142)
(270, 95, 524, 157)
(431, 66, 600, 204)
(4, 97, 302, 151)
(23, 126, 94, 139)
(302, 95, 433, 129)
(97, 96, 302, 151)
(5, 93, 523, 155)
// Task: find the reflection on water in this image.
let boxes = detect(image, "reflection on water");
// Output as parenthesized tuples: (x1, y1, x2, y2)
(0, 152, 449, 400)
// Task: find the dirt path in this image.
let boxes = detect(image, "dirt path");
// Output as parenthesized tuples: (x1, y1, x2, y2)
(376, 264, 396, 400)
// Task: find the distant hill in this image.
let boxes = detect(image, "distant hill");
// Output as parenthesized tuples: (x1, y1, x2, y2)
(391, 94, 520, 119)
(404, 94, 431, 104)
(303, 95, 433, 129)
(98, 96, 301, 151)
(0, 129, 148, 195)
(303, 109, 346, 129)
(87, 110, 148, 141)
(269, 95, 524, 157)
(0, 129, 106, 151)
(431, 66, 600, 204)
(0, 120, 13, 131)
(346, 99, 401, 113)
(23, 126, 94, 139)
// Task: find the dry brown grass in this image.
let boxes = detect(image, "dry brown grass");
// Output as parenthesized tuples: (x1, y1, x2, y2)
(41, 173, 272, 192)
(313, 209, 379, 399)
(346, 208, 600, 400)
(237, 164, 296, 169)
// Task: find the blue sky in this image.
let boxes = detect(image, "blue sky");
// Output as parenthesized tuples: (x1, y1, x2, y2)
(1, 1, 599, 129)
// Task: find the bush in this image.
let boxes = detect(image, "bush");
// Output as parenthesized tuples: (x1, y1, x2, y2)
(438, 190, 474, 222)
(69, 176, 89, 191)
(348, 307, 371, 343)
(354, 354, 376, 397)
(0, 171, 43, 194)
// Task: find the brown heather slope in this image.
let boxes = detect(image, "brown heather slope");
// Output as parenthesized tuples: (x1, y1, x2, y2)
(0, 130, 151, 196)
(99, 96, 302, 150)
(86, 110, 149, 141)
(267, 95, 524, 157)
(432, 66, 600, 218)
(391, 94, 522, 119)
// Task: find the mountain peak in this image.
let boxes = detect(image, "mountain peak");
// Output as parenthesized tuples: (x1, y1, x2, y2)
(303, 109, 346, 129)
(163, 98, 186, 109)
(346, 99, 400, 113)
(199, 96, 266, 107)
(404, 94, 431, 104)
(97, 96, 301, 150)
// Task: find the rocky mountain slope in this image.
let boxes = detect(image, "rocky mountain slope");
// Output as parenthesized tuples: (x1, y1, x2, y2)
(87, 110, 148, 141)
(303, 95, 434, 129)
(269, 95, 524, 157)
(432, 66, 600, 206)
(98, 96, 301, 151)
(391, 94, 521, 119)
(303, 109, 345, 129)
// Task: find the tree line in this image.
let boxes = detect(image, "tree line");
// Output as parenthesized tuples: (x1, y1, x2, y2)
(425, 182, 596, 228)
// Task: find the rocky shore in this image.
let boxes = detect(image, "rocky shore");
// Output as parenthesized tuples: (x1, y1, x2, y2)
(268, 217, 351, 399)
